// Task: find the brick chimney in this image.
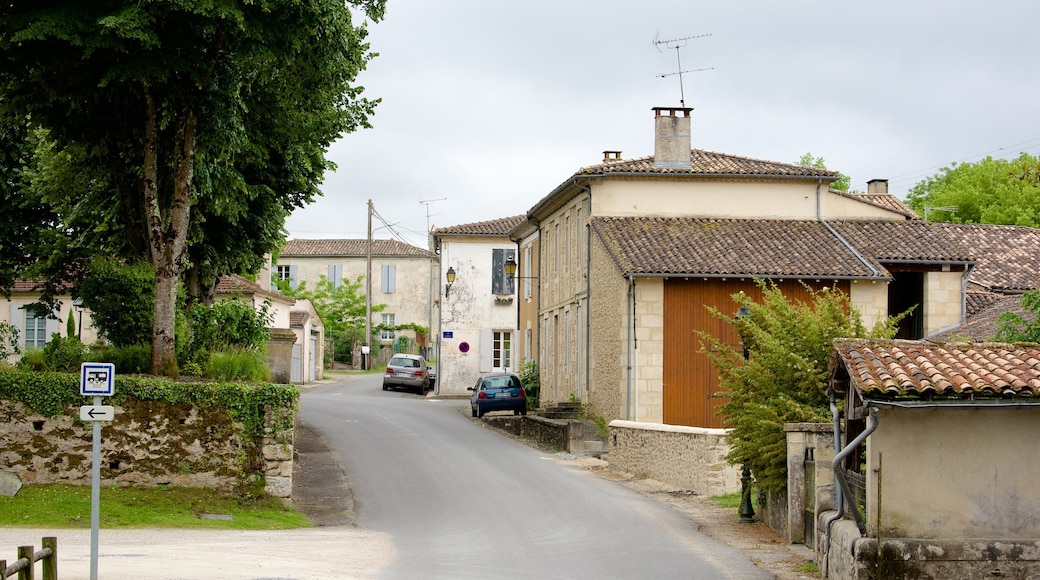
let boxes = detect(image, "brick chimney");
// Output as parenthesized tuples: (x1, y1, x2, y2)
(652, 107, 693, 169)
(867, 179, 889, 194)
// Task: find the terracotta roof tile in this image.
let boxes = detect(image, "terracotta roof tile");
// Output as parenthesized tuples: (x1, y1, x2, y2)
(965, 290, 1007, 317)
(589, 217, 971, 279)
(282, 239, 434, 258)
(289, 311, 308, 327)
(840, 192, 921, 219)
(935, 223, 1040, 292)
(432, 215, 525, 237)
(831, 338, 1040, 398)
(578, 149, 839, 178)
(215, 274, 293, 303)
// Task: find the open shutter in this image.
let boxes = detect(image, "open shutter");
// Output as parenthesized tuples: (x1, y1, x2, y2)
(8, 304, 23, 348)
(381, 265, 396, 293)
(328, 265, 342, 289)
(289, 265, 298, 290)
(478, 328, 492, 373)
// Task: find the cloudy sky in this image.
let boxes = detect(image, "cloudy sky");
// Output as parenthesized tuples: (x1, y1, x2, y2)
(284, 0, 1040, 247)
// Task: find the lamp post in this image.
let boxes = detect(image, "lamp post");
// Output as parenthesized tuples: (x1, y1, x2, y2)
(73, 298, 85, 339)
(735, 305, 755, 523)
(445, 267, 456, 297)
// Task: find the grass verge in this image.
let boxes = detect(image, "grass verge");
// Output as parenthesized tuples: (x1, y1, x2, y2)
(0, 484, 311, 529)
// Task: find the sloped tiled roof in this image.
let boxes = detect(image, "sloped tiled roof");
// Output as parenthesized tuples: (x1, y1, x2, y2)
(930, 293, 1032, 343)
(589, 217, 971, 279)
(934, 223, 1040, 292)
(432, 215, 525, 237)
(215, 274, 293, 303)
(839, 192, 921, 220)
(282, 239, 434, 258)
(831, 338, 1040, 398)
(578, 149, 839, 178)
(827, 220, 973, 263)
(289, 311, 309, 327)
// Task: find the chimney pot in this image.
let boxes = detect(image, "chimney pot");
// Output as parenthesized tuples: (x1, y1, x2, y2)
(603, 150, 622, 162)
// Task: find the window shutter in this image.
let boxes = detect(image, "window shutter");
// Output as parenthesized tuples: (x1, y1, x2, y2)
(381, 265, 396, 293)
(479, 328, 492, 373)
(45, 315, 59, 343)
(289, 265, 298, 290)
(8, 304, 23, 345)
(328, 265, 342, 289)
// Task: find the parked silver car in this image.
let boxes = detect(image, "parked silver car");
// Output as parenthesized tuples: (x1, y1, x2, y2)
(382, 354, 430, 394)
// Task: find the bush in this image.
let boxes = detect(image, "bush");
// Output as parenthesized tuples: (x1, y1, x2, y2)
(17, 349, 46, 372)
(77, 258, 155, 347)
(519, 359, 540, 410)
(183, 299, 272, 369)
(92, 344, 151, 375)
(43, 333, 87, 372)
(206, 348, 268, 382)
(0, 322, 20, 361)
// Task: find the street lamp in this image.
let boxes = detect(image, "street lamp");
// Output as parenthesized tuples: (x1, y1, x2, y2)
(445, 267, 456, 297)
(73, 298, 85, 339)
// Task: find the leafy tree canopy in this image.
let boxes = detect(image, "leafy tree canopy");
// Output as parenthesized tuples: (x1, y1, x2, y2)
(905, 153, 1040, 227)
(699, 282, 901, 493)
(796, 152, 851, 192)
(0, 0, 386, 374)
(280, 274, 385, 350)
(995, 290, 1040, 343)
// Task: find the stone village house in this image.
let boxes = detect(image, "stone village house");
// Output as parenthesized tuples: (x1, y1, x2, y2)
(493, 106, 974, 429)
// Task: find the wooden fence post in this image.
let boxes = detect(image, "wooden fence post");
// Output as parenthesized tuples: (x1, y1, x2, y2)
(41, 538, 55, 580)
(17, 545, 32, 580)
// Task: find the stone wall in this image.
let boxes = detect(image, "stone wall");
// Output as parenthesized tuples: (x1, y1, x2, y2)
(0, 399, 294, 498)
(605, 420, 739, 496)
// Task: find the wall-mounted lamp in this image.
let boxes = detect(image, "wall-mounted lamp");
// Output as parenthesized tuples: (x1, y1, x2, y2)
(445, 267, 456, 297)
(503, 256, 537, 280)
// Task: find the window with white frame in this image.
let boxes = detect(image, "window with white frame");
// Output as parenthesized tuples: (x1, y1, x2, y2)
(276, 265, 297, 289)
(380, 313, 395, 342)
(493, 330, 512, 370)
(24, 310, 47, 349)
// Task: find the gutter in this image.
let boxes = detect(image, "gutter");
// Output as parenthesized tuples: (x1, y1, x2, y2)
(584, 190, 593, 404)
(823, 400, 879, 576)
(626, 274, 636, 420)
(815, 179, 882, 280)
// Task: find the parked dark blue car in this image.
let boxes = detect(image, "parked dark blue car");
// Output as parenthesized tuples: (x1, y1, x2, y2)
(469, 373, 527, 418)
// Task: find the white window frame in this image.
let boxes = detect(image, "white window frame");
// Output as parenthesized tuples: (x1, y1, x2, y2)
(380, 313, 395, 342)
(24, 310, 48, 349)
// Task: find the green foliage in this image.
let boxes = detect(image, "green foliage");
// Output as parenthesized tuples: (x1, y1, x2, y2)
(91, 344, 152, 375)
(699, 282, 901, 493)
(77, 258, 155, 347)
(519, 358, 541, 410)
(42, 334, 87, 373)
(16, 349, 46, 372)
(905, 153, 1040, 227)
(995, 290, 1040, 343)
(796, 152, 852, 192)
(0, 321, 19, 360)
(183, 299, 272, 367)
(206, 348, 269, 383)
(283, 274, 385, 351)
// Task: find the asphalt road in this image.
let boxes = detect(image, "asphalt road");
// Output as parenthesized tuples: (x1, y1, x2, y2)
(0, 373, 774, 579)
(299, 373, 771, 579)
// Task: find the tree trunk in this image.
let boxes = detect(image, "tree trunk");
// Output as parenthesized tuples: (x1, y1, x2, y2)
(142, 84, 195, 376)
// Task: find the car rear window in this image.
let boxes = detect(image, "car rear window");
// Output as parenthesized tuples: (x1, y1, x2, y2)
(391, 357, 418, 368)
(484, 376, 518, 389)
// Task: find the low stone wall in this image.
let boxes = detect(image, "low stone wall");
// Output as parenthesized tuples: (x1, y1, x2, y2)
(604, 420, 739, 496)
(486, 415, 570, 451)
(0, 399, 294, 498)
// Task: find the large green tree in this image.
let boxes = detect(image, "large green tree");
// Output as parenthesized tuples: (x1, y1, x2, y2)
(905, 153, 1040, 226)
(796, 152, 851, 192)
(0, 115, 55, 296)
(281, 274, 384, 362)
(0, 1, 385, 374)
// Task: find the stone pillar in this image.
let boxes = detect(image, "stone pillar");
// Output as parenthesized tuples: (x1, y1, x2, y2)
(785, 422, 835, 545)
(267, 328, 297, 384)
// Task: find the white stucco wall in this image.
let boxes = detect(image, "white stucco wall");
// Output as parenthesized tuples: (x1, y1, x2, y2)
(437, 237, 519, 395)
(3, 295, 99, 363)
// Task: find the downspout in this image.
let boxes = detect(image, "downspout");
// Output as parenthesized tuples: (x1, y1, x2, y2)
(626, 274, 635, 420)
(823, 402, 879, 575)
(584, 190, 592, 405)
(815, 179, 880, 278)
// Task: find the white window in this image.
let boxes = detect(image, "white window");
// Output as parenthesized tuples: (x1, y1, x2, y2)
(24, 311, 48, 349)
(381, 264, 396, 294)
(493, 331, 512, 370)
(380, 313, 395, 342)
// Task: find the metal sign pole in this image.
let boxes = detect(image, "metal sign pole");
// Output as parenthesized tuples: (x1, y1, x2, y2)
(90, 394, 101, 580)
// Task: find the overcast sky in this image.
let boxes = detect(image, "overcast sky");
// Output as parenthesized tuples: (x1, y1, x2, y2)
(284, 0, 1040, 247)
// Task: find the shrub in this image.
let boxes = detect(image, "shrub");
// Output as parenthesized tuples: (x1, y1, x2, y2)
(43, 333, 87, 372)
(0, 322, 20, 361)
(519, 359, 540, 410)
(92, 344, 151, 375)
(17, 348, 46, 372)
(206, 348, 268, 382)
(77, 258, 155, 347)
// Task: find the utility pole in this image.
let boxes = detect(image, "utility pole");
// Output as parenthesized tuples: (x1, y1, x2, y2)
(420, 197, 446, 362)
(366, 199, 373, 370)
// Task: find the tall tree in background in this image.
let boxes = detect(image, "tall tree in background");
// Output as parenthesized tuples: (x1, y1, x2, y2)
(796, 152, 851, 192)
(0, 1, 385, 374)
(905, 153, 1040, 227)
(0, 115, 55, 296)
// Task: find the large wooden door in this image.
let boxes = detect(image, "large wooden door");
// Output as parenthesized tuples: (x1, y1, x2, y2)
(663, 279, 846, 428)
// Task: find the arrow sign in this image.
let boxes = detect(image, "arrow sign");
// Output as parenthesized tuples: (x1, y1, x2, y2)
(79, 405, 115, 422)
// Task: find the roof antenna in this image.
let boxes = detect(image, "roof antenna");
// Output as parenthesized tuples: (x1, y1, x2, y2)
(654, 32, 713, 108)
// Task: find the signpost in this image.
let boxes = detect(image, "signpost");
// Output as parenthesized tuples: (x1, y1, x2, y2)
(80, 362, 115, 580)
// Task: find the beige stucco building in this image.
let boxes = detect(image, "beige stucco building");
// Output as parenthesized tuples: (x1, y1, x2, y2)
(512, 107, 974, 428)
(276, 239, 438, 361)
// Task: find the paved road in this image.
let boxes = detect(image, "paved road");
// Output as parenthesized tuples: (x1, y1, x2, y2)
(299, 373, 771, 579)
(0, 374, 774, 579)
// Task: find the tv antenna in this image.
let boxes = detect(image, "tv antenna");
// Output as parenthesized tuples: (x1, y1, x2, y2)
(420, 197, 447, 233)
(654, 32, 713, 108)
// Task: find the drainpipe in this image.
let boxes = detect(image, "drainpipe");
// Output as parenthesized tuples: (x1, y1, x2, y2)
(584, 191, 592, 405)
(815, 179, 880, 278)
(823, 403, 879, 575)
(626, 274, 635, 420)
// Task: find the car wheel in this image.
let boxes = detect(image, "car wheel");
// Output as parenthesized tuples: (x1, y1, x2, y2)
(513, 409, 521, 416)
(471, 406, 477, 417)
(520, 408, 527, 416)
(476, 407, 484, 419)
(382, 383, 388, 391)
